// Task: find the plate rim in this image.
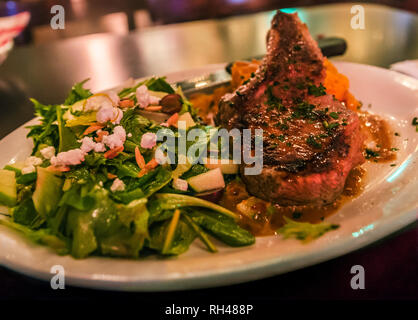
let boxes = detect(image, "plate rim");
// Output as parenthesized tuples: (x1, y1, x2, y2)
(0, 61, 417, 291)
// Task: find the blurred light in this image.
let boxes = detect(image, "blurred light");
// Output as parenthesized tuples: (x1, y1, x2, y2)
(226, 0, 246, 4)
(5, 1, 18, 16)
(387, 156, 412, 183)
(352, 224, 374, 238)
(276, 8, 307, 23)
(280, 8, 298, 14)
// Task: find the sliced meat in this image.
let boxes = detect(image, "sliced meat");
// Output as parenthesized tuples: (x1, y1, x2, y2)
(216, 11, 364, 205)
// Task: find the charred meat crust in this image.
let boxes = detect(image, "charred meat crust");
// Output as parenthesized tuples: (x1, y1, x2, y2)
(216, 11, 365, 205)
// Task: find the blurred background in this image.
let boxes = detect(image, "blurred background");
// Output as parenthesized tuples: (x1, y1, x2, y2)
(0, 0, 417, 137)
(0, 0, 417, 46)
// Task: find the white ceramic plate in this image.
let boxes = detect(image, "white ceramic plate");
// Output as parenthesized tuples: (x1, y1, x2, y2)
(0, 62, 417, 291)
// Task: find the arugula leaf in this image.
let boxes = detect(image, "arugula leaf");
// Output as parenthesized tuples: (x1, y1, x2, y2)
(120, 108, 153, 146)
(278, 217, 339, 242)
(26, 99, 59, 155)
(118, 77, 174, 99)
(144, 77, 175, 94)
(64, 79, 92, 105)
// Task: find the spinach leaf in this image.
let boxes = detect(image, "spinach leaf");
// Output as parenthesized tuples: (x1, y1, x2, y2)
(148, 218, 196, 255)
(12, 198, 44, 228)
(186, 209, 255, 247)
(149, 193, 237, 220)
(180, 164, 208, 179)
(16, 172, 37, 185)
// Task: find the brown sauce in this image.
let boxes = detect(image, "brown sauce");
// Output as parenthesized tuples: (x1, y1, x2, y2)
(222, 167, 365, 236)
(220, 111, 394, 237)
(359, 111, 397, 162)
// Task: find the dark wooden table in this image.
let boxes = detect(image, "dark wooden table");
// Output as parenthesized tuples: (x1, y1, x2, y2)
(0, 4, 417, 303)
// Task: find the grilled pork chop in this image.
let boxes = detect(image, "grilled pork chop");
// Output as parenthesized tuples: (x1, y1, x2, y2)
(216, 11, 364, 205)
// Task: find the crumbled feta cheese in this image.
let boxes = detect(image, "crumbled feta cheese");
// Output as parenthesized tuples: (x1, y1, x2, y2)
(172, 178, 188, 191)
(80, 136, 105, 153)
(51, 149, 85, 166)
(24, 156, 42, 167)
(110, 178, 125, 192)
(21, 165, 36, 175)
(140, 132, 157, 149)
(40, 146, 55, 159)
(127, 133, 132, 138)
(102, 125, 126, 149)
(96, 105, 123, 124)
(136, 85, 160, 108)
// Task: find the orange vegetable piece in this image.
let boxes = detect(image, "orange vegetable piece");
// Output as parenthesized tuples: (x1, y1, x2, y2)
(135, 146, 146, 169)
(47, 165, 70, 172)
(83, 123, 105, 135)
(95, 130, 109, 142)
(104, 145, 124, 159)
(144, 106, 163, 112)
(107, 173, 117, 179)
(119, 99, 135, 108)
(166, 113, 179, 127)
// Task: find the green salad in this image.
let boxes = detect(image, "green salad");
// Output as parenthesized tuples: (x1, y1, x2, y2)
(0, 77, 255, 258)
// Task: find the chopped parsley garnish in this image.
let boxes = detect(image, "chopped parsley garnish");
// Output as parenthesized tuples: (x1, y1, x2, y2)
(413, 117, 418, 132)
(265, 85, 286, 111)
(391, 147, 399, 151)
(329, 112, 339, 119)
(307, 135, 322, 149)
(291, 101, 316, 119)
(328, 122, 340, 130)
(394, 132, 400, 136)
(292, 211, 303, 219)
(390, 164, 396, 167)
(365, 148, 380, 159)
(277, 134, 286, 142)
(296, 83, 305, 90)
(307, 83, 326, 96)
(293, 45, 301, 51)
